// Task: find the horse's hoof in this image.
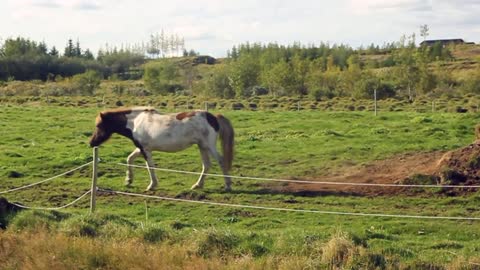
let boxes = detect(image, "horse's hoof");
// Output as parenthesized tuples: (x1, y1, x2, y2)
(224, 186, 232, 192)
(125, 178, 133, 186)
(191, 184, 203, 190)
(146, 185, 157, 191)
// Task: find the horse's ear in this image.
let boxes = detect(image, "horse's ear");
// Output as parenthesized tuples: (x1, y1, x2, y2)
(100, 112, 105, 119)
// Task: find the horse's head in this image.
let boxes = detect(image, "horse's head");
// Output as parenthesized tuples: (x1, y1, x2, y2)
(89, 112, 114, 147)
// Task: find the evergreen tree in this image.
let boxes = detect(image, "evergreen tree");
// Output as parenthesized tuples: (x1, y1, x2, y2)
(75, 39, 82, 57)
(64, 39, 75, 57)
(49, 46, 59, 57)
(83, 49, 94, 60)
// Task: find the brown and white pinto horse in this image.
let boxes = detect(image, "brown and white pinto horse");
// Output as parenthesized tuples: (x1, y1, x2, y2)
(89, 107, 234, 191)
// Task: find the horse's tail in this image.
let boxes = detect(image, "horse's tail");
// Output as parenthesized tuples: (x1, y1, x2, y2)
(217, 114, 234, 171)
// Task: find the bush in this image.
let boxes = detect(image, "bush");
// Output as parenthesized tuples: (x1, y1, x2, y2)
(72, 70, 102, 95)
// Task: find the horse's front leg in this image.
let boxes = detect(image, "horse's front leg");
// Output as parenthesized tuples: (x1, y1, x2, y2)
(125, 148, 141, 186)
(144, 150, 158, 191)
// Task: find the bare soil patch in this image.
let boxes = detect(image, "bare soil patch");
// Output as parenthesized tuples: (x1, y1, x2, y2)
(279, 141, 480, 196)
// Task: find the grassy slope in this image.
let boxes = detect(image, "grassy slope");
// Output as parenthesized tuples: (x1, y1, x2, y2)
(1, 105, 480, 267)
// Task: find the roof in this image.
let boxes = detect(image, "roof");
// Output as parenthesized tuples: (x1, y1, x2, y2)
(420, 39, 465, 46)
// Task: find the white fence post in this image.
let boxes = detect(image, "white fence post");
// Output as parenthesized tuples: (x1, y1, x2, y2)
(90, 147, 99, 214)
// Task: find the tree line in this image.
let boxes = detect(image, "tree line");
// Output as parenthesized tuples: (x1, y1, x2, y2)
(2, 32, 479, 99)
(198, 34, 475, 100)
(0, 30, 194, 82)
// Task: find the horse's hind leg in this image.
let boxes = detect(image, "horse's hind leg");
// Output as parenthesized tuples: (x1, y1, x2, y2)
(191, 147, 211, 190)
(208, 146, 232, 192)
(144, 151, 159, 191)
(125, 148, 141, 186)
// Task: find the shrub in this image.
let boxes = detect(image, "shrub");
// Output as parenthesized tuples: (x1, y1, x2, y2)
(72, 70, 102, 95)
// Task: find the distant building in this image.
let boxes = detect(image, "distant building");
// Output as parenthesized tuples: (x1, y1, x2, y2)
(420, 39, 475, 47)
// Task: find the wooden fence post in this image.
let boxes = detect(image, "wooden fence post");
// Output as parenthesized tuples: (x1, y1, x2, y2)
(90, 147, 99, 214)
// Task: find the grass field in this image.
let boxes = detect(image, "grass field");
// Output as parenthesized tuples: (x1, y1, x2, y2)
(1, 104, 480, 269)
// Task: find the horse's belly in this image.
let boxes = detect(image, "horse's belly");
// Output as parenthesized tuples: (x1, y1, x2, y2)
(150, 138, 194, 152)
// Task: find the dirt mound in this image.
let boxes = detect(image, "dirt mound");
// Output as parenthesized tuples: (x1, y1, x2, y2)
(279, 141, 480, 196)
(436, 141, 480, 185)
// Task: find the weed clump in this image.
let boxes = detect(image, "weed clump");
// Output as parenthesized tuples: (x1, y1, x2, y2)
(321, 231, 356, 267)
(196, 229, 239, 258)
(10, 210, 69, 231)
(140, 224, 169, 243)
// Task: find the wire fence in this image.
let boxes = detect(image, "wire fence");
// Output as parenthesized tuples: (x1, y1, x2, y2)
(11, 190, 91, 210)
(2, 149, 480, 221)
(115, 162, 480, 189)
(98, 188, 480, 221)
(0, 161, 92, 210)
(0, 162, 92, 195)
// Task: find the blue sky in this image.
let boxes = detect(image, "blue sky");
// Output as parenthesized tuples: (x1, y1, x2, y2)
(1, 0, 479, 57)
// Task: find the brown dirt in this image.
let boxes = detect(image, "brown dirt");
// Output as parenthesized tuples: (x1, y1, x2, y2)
(277, 141, 480, 197)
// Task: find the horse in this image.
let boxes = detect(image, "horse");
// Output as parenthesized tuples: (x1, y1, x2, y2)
(89, 107, 234, 191)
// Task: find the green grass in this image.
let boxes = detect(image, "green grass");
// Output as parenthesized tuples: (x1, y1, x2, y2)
(1, 104, 480, 267)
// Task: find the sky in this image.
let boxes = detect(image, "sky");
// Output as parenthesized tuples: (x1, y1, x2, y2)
(1, 0, 479, 57)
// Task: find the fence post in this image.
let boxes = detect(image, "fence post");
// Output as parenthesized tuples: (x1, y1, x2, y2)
(90, 147, 99, 214)
(374, 88, 378, 116)
(297, 101, 300, 111)
(432, 101, 435, 113)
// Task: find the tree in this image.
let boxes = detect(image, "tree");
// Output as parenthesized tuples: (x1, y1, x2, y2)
(147, 34, 160, 58)
(291, 54, 310, 95)
(415, 49, 436, 94)
(75, 39, 82, 57)
(143, 61, 179, 94)
(230, 46, 238, 59)
(262, 60, 295, 97)
(49, 46, 59, 57)
(83, 49, 94, 60)
(144, 63, 162, 92)
(64, 39, 75, 57)
(420, 24, 429, 41)
(228, 54, 260, 97)
(393, 34, 418, 100)
(204, 65, 234, 98)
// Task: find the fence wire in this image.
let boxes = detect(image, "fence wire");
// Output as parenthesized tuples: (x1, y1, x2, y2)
(0, 161, 93, 195)
(115, 162, 480, 189)
(99, 188, 480, 221)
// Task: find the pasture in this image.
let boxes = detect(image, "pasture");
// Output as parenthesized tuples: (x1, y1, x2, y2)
(1, 104, 480, 269)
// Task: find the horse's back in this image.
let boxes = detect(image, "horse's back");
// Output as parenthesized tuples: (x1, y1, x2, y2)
(129, 110, 214, 152)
